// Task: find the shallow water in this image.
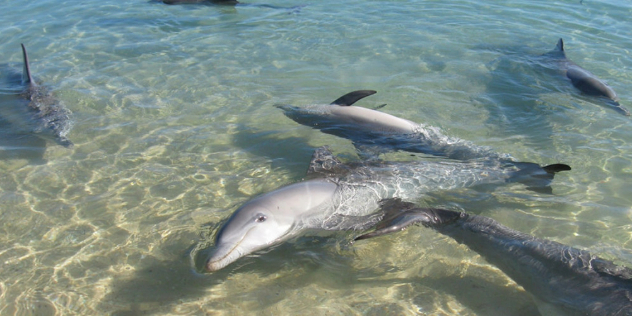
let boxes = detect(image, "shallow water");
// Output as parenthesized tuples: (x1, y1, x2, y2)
(1, 0, 631, 315)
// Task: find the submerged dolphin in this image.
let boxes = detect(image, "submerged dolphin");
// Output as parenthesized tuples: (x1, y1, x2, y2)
(7, 44, 73, 147)
(277, 91, 508, 160)
(205, 146, 570, 271)
(546, 38, 629, 116)
(355, 200, 632, 316)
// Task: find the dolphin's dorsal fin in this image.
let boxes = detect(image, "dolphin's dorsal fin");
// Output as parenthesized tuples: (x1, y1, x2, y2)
(330, 90, 377, 106)
(306, 146, 349, 178)
(556, 38, 564, 52)
(21, 43, 35, 85)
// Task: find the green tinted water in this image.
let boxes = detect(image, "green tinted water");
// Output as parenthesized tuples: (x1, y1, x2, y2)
(0, 0, 631, 314)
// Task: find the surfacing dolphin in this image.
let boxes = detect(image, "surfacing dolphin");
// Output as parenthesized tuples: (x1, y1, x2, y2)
(205, 146, 570, 271)
(355, 200, 632, 316)
(14, 44, 73, 147)
(277, 90, 510, 160)
(546, 38, 629, 116)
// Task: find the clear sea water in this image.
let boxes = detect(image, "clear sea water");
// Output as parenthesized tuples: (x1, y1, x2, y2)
(1, 0, 631, 315)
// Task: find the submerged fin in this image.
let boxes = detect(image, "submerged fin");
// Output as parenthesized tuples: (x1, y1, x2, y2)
(543, 163, 572, 174)
(330, 90, 377, 106)
(306, 146, 349, 178)
(354, 198, 461, 241)
(21, 43, 35, 85)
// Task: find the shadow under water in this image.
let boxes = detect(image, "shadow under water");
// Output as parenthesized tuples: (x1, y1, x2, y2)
(230, 125, 316, 177)
(471, 44, 565, 151)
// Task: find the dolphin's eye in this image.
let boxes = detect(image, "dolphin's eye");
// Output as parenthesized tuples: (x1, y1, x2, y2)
(255, 214, 267, 223)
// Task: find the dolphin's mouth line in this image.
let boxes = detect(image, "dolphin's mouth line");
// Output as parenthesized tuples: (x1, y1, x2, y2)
(207, 227, 253, 268)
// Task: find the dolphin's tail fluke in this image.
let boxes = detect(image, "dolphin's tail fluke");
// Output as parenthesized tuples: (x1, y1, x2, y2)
(608, 100, 631, 116)
(508, 162, 571, 194)
(354, 198, 462, 241)
(330, 90, 377, 106)
(21, 44, 35, 85)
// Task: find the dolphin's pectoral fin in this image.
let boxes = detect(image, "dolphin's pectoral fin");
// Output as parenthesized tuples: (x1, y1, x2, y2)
(306, 146, 349, 178)
(330, 90, 377, 106)
(354, 199, 461, 241)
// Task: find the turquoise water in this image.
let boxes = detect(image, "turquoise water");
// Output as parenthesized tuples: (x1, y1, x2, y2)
(1, 0, 631, 314)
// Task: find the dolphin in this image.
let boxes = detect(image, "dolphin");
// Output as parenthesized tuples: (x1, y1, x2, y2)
(205, 146, 570, 271)
(546, 38, 629, 116)
(355, 200, 632, 316)
(10, 44, 73, 147)
(277, 90, 509, 160)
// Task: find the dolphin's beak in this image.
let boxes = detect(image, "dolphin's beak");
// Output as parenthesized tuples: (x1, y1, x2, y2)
(205, 228, 251, 272)
(205, 241, 243, 272)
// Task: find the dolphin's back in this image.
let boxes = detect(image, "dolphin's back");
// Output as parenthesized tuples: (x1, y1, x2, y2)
(549, 38, 628, 116)
(15, 44, 74, 147)
(440, 215, 632, 316)
(566, 64, 619, 100)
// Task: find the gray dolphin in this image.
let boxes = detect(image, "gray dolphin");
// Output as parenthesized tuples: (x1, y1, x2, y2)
(205, 146, 570, 271)
(355, 200, 632, 316)
(277, 91, 508, 160)
(16, 44, 73, 147)
(547, 38, 629, 116)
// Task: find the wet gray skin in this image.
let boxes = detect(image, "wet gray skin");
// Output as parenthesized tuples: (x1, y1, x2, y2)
(15, 44, 73, 147)
(356, 200, 632, 316)
(545, 38, 629, 116)
(206, 146, 570, 271)
(277, 90, 510, 160)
